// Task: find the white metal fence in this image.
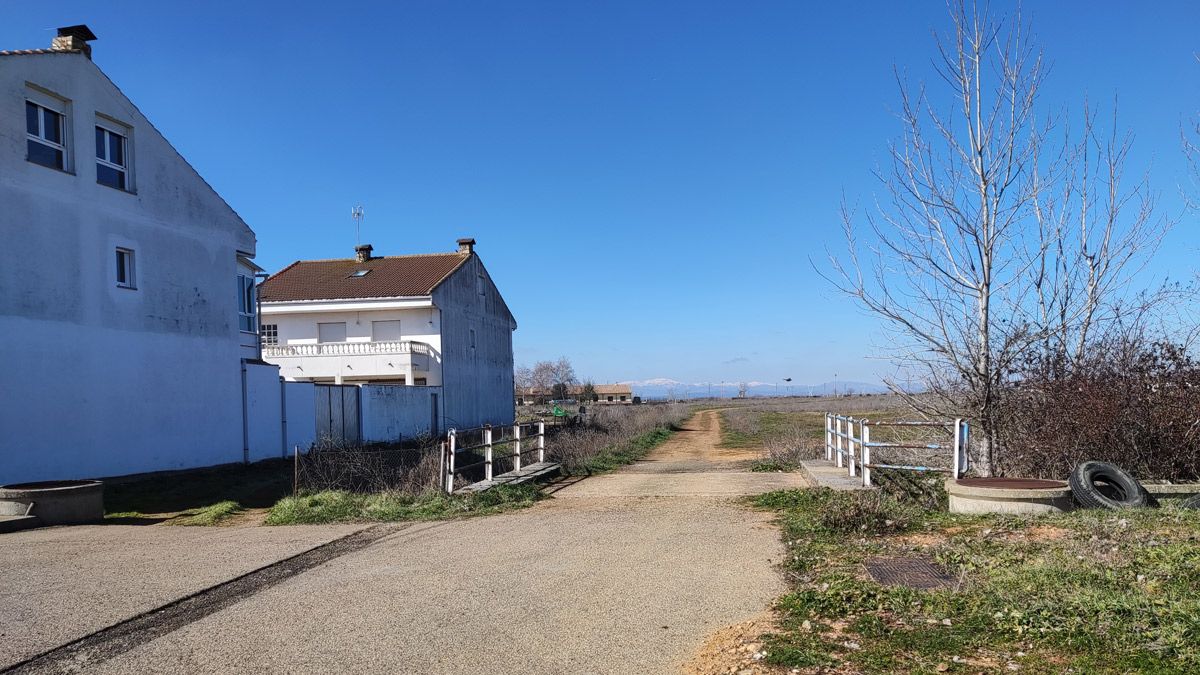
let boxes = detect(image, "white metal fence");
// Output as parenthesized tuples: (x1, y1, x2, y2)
(441, 422, 548, 493)
(824, 413, 970, 487)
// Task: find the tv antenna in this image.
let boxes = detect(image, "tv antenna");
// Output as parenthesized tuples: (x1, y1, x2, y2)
(351, 205, 365, 245)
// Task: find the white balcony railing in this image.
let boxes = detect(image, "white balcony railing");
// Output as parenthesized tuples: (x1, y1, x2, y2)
(263, 340, 431, 358)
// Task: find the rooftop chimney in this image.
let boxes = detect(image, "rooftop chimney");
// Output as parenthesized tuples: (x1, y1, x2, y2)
(457, 238, 476, 255)
(354, 244, 373, 263)
(51, 25, 97, 60)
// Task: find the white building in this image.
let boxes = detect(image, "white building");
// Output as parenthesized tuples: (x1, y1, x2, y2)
(259, 239, 518, 429)
(0, 27, 269, 483)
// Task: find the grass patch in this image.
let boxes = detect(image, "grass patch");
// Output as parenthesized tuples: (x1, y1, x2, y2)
(571, 426, 676, 474)
(750, 460, 797, 472)
(752, 488, 1200, 673)
(264, 483, 543, 525)
(165, 500, 244, 526)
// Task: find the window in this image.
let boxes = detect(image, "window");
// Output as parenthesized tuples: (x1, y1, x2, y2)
(26, 100, 66, 170)
(237, 275, 256, 332)
(261, 324, 278, 346)
(607, 396, 614, 402)
(620, 395, 627, 402)
(349, 270, 370, 278)
(372, 320, 401, 342)
(95, 125, 128, 190)
(115, 248, 136, 289)
(318, 322, 347, 343)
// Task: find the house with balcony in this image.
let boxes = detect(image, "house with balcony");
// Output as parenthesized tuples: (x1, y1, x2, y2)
(258, 238, 518, 429)
(0, 27, 270, 483)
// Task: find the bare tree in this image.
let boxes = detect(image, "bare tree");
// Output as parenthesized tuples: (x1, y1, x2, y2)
(549, 357, 578, 400)
(514, 365, 534, 393)
(826, 2, 1166, 475)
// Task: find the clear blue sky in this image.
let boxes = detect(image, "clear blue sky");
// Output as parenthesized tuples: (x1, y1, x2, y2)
(5, 1, 1197, 386)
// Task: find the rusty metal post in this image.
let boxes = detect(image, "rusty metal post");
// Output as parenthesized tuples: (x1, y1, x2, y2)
(292, 444, 299, 497)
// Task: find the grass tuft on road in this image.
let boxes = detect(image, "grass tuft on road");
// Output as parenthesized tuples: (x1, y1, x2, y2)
(264, 483, 542, 525)
(573, 427, 676, 474)
(752, 488, 1200, 674)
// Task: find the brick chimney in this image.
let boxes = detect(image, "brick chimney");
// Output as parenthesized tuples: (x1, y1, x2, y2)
(354, 244, 373, 262)
(51, 25, 97, 60)
(457, 238, 476, 255)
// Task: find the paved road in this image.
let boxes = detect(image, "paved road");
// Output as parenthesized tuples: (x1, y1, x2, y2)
(7, 410, 808, 674)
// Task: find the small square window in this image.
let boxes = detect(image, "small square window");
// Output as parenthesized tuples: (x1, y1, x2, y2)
(96, 125, 128, 191)
(26, 100, 66, 170)
(349, 269, 370, 278)
(116, 248, 136, 289)
(261, 324, 278, 346)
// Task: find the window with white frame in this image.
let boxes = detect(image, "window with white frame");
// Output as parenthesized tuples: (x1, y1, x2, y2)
(261, 324, 278, 345)
(95, 123, 129, 190)
(237, 274, 256, 332)
(115, 247, 136, 289)
(26, 100, 66, 170)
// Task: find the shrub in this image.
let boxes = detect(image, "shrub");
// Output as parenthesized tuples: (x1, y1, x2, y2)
(996, 340, 1200, 481)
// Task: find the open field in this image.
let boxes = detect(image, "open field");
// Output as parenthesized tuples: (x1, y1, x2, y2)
(752, 488, 1200, 674)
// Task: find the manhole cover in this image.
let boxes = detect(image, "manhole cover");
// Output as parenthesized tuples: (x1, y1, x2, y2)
(956, 477, 1067, 489)
(864, 557, 954, 590)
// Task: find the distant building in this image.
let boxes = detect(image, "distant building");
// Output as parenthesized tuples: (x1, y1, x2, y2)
(0, 27, 266, 482)
(517, 383, 633, 405)
(258, 238, 517, 429)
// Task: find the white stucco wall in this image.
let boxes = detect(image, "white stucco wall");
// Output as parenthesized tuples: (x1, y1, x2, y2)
(360, 385, 444, 443)
(0, 52, 258, 483)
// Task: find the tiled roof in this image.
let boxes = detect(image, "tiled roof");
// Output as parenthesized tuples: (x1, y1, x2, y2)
(259, 252, 470, 302)
(0, 49, 82, 56)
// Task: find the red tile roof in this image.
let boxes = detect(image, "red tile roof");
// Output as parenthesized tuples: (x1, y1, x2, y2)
(259, 252, 470, 302)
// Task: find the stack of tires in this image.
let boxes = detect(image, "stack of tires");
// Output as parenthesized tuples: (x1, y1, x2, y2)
(1069, 461, 1200, 510)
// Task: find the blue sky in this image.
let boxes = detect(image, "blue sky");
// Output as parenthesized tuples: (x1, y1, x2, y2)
(4, 1, 1197, 386)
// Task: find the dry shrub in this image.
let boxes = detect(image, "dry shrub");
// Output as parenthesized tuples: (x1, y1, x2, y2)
(298, 437, 442, 496)
(761, 424, 822, 467)
(997, 341, 1200, 481)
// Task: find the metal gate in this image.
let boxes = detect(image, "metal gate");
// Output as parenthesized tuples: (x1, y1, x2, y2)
(315, 385, 361, 445)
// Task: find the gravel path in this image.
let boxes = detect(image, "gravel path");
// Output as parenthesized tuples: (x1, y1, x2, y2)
(10, 410, 808, 674)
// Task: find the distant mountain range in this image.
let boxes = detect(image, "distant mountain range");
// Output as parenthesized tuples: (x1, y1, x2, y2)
(618, 379, 891, 400)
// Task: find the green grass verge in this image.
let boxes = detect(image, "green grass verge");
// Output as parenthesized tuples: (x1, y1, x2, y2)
(570, 426, 676, 474)
(264, 483, 543, 525)
(751, 488, 1200, 674)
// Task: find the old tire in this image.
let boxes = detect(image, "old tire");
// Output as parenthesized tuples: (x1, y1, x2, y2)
(1181, 494, 1200, 510)
(1068, 461, 1148, 510)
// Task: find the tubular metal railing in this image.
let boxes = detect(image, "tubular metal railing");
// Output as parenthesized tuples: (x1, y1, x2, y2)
(441, 422, 547, 493)
(824, 413, 969, 487)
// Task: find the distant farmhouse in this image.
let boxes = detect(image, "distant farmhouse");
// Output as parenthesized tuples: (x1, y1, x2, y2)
(258, 239, 518, 430)
(517, 383, 634, 406)
(0, 27, 269, 482)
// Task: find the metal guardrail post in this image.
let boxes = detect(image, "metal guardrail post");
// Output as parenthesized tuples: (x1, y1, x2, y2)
(825, 413, 832, 461)
(484, 426, 493, 482)
(446, 429, 457, 493)
(847, 418, 857, 479)
(861, 422, 872, 487)
(952, 417, 966, 478)
(537, 421, 545, 463)
(835, 417, 844, 468)
(513, 424, 522, 472)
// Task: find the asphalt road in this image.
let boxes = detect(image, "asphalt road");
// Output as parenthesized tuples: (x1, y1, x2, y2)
(7, 410, 809, 674)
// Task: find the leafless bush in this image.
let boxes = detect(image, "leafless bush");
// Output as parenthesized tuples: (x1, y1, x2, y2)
(761, 424, 822, 467)
(296, 437, 441, 496)
(996, 340, 1200, 481)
